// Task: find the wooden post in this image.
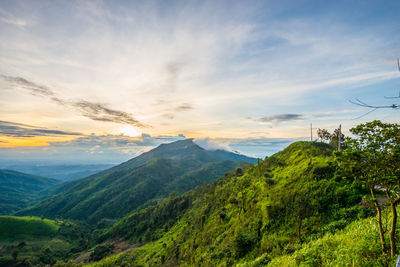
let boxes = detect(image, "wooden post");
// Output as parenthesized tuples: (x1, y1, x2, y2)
(310, 123, 313, 141)
(338, 124, 341, 151)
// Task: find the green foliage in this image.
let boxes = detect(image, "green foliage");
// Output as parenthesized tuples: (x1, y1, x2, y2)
(90, 244, 114, 262)
(92, 141, 370, 266)
(0, 169, 59, 214)
(335, 120, 400, 256)
(0, 216, 89, 266)
(234, 229, 259, 258)
(268, 215, 397, 267)
(99, 191, 195, 243)
(0, 216, 59, 239)
(7, 136, 395, 266)
(18, 140, 253, 224)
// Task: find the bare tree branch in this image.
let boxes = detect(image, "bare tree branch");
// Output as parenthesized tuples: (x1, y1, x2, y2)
(349, 99, 399, 109)
(352, 108, 378, 120)
(350, 57, 400, 118)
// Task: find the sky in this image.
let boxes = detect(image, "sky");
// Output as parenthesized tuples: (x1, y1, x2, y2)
(0, 0, 399, 164)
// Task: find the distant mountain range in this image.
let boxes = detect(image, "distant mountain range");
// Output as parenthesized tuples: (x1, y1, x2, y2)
(0, 164, 115, 182)
(0, 169, 59, 215)
(17, 139, 256, 224)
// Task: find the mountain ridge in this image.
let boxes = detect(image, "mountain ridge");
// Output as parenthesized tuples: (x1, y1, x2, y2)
(17, 139, 256, 224)
(89, 141, 371, 266)
(0, 169, 59, 215)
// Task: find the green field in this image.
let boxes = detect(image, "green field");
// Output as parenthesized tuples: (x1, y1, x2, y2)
(0, 216, 59, 240)
(0, 216, 87, 266)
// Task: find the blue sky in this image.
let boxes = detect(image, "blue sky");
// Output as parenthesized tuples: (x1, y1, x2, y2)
(0, 0, 399, 163)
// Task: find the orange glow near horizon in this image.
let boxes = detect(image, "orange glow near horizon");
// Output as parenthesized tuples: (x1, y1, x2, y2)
(0, 136, 77, 148)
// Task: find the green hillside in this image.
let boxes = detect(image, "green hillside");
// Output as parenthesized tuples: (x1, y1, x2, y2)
(0, 216, 59, 239)
(0, 216, 88, 266)
(263, 216, 391, 266)
(87, 141, 377, 266)
(0, 169, 59, 215)
(18, 140, 253, 224)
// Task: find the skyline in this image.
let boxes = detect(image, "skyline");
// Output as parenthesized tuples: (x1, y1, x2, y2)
(0, 0, 399, 162)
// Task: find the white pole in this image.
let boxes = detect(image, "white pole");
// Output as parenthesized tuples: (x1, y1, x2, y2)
(338, 124, 341, 151)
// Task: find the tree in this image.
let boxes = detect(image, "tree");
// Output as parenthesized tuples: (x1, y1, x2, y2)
(317, 128, 331, 143)
(317, 128, 346, 150)
(293, 189, 313, 243)
(335, 120, 400, 256)
(329, 127, 346, 150)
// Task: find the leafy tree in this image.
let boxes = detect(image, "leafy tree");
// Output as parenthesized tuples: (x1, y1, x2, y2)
(318, 128, 346, 150)
(335, 120, 400, 256)
(293, 189, 313, 243)
(330, 128, 346, 150)
(317, 128, 331, 142)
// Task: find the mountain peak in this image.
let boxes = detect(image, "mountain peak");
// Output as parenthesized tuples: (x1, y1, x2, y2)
(157, 138, 197, 149)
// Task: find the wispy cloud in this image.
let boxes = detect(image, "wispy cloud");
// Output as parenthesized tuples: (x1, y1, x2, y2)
(0, 120, 82, 137)
(175, 103, 193, 112)
(1, 75, 146, 128)
(258, 114, 304, 123)
(72, 101, 146, 127)
(165, 61, 185, 92)
(0, 8, 27, 27)
(0, 17, 26, 26)
(1, 75, 54, 97)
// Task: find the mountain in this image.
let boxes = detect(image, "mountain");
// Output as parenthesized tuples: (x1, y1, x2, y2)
(0, 169, 59, 215)
(87, 138, 256, 175)
(90, 142, 375, 266)
(18, 139, 256, 224)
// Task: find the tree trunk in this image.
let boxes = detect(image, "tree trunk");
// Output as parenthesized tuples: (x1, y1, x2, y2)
(297, 216, 303, 243)
(389, 203, 397, 257)
(371, 187, 386, 254)
(376, 205, 386, 255)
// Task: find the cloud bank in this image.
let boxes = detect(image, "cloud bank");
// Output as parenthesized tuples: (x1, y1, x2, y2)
(0, 120, 81, 137)
(193, 138, 234, 152)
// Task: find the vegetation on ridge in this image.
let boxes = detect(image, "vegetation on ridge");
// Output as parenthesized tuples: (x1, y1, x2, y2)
(0, 169, 59, 215)
(88, 141, 374, 266)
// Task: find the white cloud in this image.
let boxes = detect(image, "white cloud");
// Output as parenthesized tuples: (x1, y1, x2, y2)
(193, 138, 234, 152)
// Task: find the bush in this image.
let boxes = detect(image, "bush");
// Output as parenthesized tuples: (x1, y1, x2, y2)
(89, 244, 114, 262)
(234, 231, 258, 258)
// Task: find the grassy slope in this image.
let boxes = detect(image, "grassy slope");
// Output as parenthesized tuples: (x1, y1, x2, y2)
(0, 216, 59, 239)
(88, 141, 376, 266)
(0, 169, 59, 215)
(0, 216, 88, 266)
(264, 215, 394, 267)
